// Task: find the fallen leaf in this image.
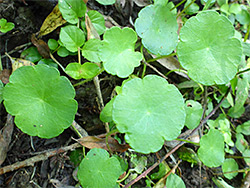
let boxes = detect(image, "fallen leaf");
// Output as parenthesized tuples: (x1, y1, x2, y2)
(77, 136, 130, 152)
(38, 4, 67, 37)
(0, 69, 11, 84)
(0, 114, 14, 165)
(31, 34, 50, 59)
(5, 52, 35, 72)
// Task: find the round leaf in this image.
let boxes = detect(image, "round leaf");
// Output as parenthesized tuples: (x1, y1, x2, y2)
(58, 0, 86, 24)
(57, 46, 69, 57)
(135, 4, 178, 55)
(185, 100, 203, 129)
(3, 64, 78, 138)
(77, 148, 123, 188)
(165, 173, 186, 188)
(82, 38, 101, 63)
(113, 75, 186, 154)
(38, 59, 58, 68)
(198, 129, 225, 167)
(59, 25, 85, 52)
(65, 62, 100, 79)
(177, 10, 242, 85)
(222, 158, 239, 180)
(99, 27, 143, 78)
(236, 121, 250, 135)
(48, 39, 58, 50)
(87, 10, 106, 35)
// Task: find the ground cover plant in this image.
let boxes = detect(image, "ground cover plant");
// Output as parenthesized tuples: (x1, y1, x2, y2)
(1, 0, 250, 187)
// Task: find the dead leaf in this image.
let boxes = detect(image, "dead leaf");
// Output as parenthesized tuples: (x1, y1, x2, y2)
(153, 55, 189, 79)
(85, 13, 100, 40)
(0, 69, 11, 84)
(0, 114, 14, 165)
(5, 52, 35, 72)
(83, 0, 88, 3)
(38, 4, 67, 37)
(77, 136, 130, 152)
(31, 34, 50, 59)
(133, 0, 151, 7)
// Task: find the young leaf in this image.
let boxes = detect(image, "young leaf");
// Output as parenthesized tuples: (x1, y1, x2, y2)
(236, 121, 250, 135)
(99, 27, 143, 78)
(48, 39, 59, 50)
(113, 75, 186, 154)
(235, 133, 248, 153)
(82, 38, 101, 63)
(228, 75, 249, 118)
(177, 10, 242, 85)
(65, 62, 100, 79)
(0, 18, 14, 33)
(100, 97, 115, 123)
(77, 148, 123, 188)
(59, 25, 85, 52)
(3, 64, 78, 138)
(135, 3, 178, 55)
(165, 173, 186, 188)
(87, 10, 106, 35)
(184, 100, 203, 129)
(198, 129, 225, 167)
(58, 0, 86, 24)
(222, 158, 239, 179)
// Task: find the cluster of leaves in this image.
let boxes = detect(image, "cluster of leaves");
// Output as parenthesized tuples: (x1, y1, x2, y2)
(1, 0, 250, 187)
(0, 18, 15, 33)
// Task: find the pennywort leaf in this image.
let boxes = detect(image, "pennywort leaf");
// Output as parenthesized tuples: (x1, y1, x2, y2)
(177, 10, 242, 85)
(3, 65, 78, 138)
(99, 27, 143, 78)
(113, 75, 186, 154)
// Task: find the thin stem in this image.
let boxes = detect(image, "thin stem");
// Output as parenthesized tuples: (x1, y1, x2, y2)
(105, 128, 118, 154)
(171, 0, 187, 11)
(143, 61, 168, 80)
(73, 79, 91, 87)
(146, 53, 176, 63)
(237, 68, 250, 75)
(175, 138, 200, 146)
(49, 53, 67, 75)
(165, 69, 187, 77)
(78, 47, 81, 64)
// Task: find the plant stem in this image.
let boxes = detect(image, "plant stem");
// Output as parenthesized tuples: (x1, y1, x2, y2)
(73, 79, 91, 87)
(171, 0, 187, 11)
(237, 68, 250, 75)
(49, 53, 67, 75)
(78, 47, 81, 64)
(176, 138, 200, 146)
(105, 128, 118, 154)
(146, 53, 176, 63)
(143, 60, 168, 80)
(165, 69, 187, 77)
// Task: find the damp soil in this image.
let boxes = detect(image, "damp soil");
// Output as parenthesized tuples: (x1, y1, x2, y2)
(0, 0, 249, 188)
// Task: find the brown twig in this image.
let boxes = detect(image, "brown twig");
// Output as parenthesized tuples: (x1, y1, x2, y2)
(143, 61, 168, 80)
(0, 143, 81, 175)
(124, 86, 231, 188)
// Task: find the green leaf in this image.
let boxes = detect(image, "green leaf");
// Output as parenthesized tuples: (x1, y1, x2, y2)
(184, 100, 203, 129)
(82, 38, 101, 63)
(130, 154, 147, 173)
(184, 0, 199, 15)
(113, 75, 186, 154)
(198, 129, 225, 167)
(178, 147, 200, 166)
(222, 158, 239, 180)
(21, 47, 42, 63)
(0, 80, 3, 103)
(57, 46, 70, 57)
(154, 0, 169, 6)
(228, 75, 249, 118)
(212, 177, 234, 188)
(48, 39, 58, 50)
(229, 3, 241, 15)
(38, 59, 58, 68)
(165, 173, 186, 188)
(177, 10, 242, 85)
(135, 4, 178, 55)
(217, 0, 228, 7)
(77, 148, 123, 188)
(235, 133, 248, 153)
(218, 119, 234, 147)
(87, 10, 106, 35)
(236, 8, 250, 25)
(100, 97, 115, 123)
(150, 161, 170, 180)
(70, 148, 84, 166)
(242, 42, 250, 57)
(3, 64, 78, 138)
(65, 62, 100, 79)
(243, 149, 250, 165)
(58, 0, 86, 24)
(236, 121, 250, 135)
(99, 27, 143, 78)
(59, 25, 85, 52)
(0, 18, 14, 33)
(96, 0, 115, 5)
